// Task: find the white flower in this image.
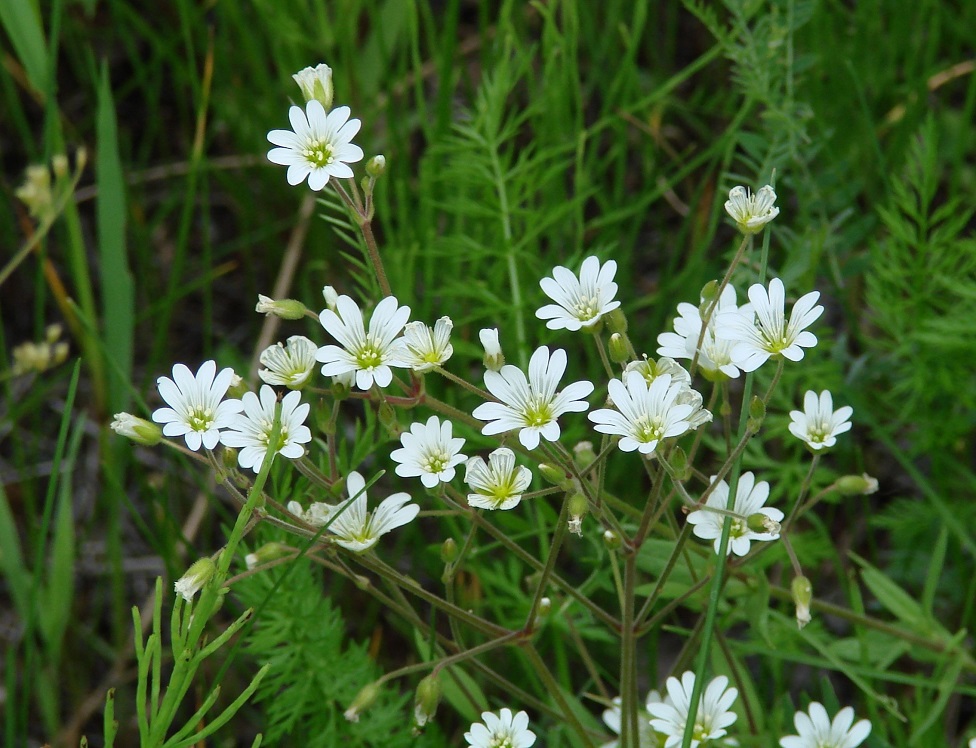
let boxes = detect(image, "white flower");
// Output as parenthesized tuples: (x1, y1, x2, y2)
(316, 295, 411, 390)
(588, 372, 700, 455)
(624, 355, 692, 388)
(724, 184, 779, 234)
(219, 386, 312, 473)
(390, 415, 467, 488)
(398, 317, 454, 372)
(266, 101, 364, 190)
(174, 558, 215, 603)
(480, 327, 504, 371)
(601, 690, 668, 748)
(289, 471, 418, 553)
(788, 390, 853, 450)
(648, 672, 738, 748)
(464, 708, 536, 748)
(657, 286, 745, 380)
(152, 360, 242, 451)
(715, 278, 823, 372)
(472, 346, 594, 450)
(259, 335, 318, 389)
(464, 448, 533, 510)
(292, 63, 333, 109)
(536, 255, 621, 331)
(779, 703, 871, 748)
(686, 471, 783, 556)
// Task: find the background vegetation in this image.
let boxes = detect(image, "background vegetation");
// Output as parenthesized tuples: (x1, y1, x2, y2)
(1, 0, 975, 745)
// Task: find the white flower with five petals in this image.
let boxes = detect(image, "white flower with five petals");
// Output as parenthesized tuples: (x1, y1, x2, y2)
(152, 361, 242, 451)
(259, 335, 318, 389)
(788, 390, 853, 451)
(657, 285, 746, 380)
(390, 415, 467, 488)
(472, 346, 594, 450)
(536, 255, 621, 331)
(316, 295, 411, 390)
(779, 703, 871, 748)
(464, 448, 533, 511)
(219, 386, 312, 473)
(724, 184, 779, 234)
(289, 471, 418, 553)
(715, 278, 823, 372)
(464, 708, 536, 748)
(398, 317, 454, 372)
(647, 671, 738, 748)
(686, 471, 783, 556)
(266, 101, 364, 190)
(588, 372, 702, 455)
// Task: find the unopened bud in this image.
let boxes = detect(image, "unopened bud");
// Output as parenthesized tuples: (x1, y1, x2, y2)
(255, 295, 307, 320)
(221, 446, 239, 473)
(608, 333, 630, 363)
(539, 463, 575, 491)
(668, 446, 689, 481)
(44, 324, 63, 344)
(573, 441, 597, 470)
(479, 328, 504, 371)
(51, 153, 69, 179)
(331, 372, 354, 400)
(748, 396, 766, 429)
(747, 512, 780, 535)
(567, 492, 588, 537)
(174, 557, 216, 602)
(344, 682, 381, 722)
(378, 402, 399, 436)
(537, 596, 552, 617)
(440, 538, 458, 564)
(366, 155, 386, 178)
(413, 674, 441, 729)
(226, 373, 248, 399)
(605, 307, 628, 334)
(245, 542, 292, 570)
(792, 575, 813, 629)
(835, 473, 879, 496)
(292, 63, 334, 109)
(700, 279, 719, 304)
(603, 529, 621, 550)
(110, 413, 162, 446)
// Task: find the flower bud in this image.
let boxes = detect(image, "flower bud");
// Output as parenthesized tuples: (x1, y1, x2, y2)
(572, 441, 597, 471)
(51, 153, 69, 179)
(538, 463, 576, 492)
(245, 542, 292, 570)
(292, 63, 334, 109)
(747, 396, 766, 434)
(110, 413, 162, 446)
(226, 373, 248, 399)
(700, 279, 720, 304)
(378, 402, 400, 437)
(537, 596, 552, 617)
(255, 295, 307, 320)
(344, 682, 380, 722)
(567, 492, 588, 537)
(440, 537, 458, 564)
(608, 333, 630, 364)
(222, 446, 239, 472)
(174, 557, 216, 602)
(605, 307, 628, 334)
(835, 473, 879, 496)
(668, 446, 689, 480)
(792, 575, 813, 629)
(413, 674, 441, 728)
(366, 154, 386, 178)
(602, 529, 621, 550)
(479, 328, 504, 371)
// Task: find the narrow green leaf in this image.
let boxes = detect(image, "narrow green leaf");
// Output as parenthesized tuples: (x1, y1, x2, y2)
(0, 0, 48, 95)
(0, 482, 31, 618)
(96, 63, 135, 415)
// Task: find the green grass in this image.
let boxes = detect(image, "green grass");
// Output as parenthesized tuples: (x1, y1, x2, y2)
(1, 0, 975, 745)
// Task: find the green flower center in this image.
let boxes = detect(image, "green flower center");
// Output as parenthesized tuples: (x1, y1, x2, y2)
(188, 407, 215, 432)
(487, 735, 515, 748)
(354, 339, 384, 370)
(572, 294, 600, 321)
(523, 397, 554, 428)
(303, 138, 335, 167)
(729, 517, 746, 538)
(421, 450, 450, 475)
(634, 415, 665, 444)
